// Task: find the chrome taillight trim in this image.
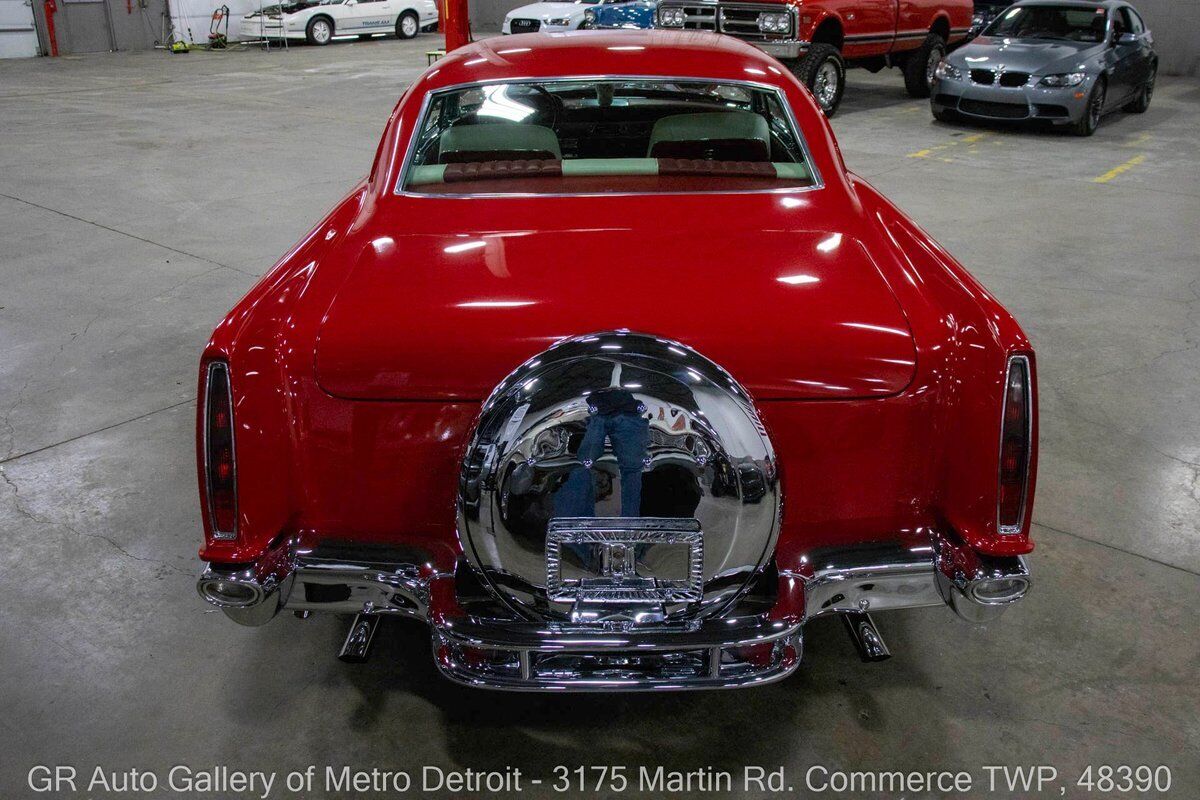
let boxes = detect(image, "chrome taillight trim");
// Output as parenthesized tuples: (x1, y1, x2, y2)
(997, 354, 1033, 535)
(203, 361, 238, 541)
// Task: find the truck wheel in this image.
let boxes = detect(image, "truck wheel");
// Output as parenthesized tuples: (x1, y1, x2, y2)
(904, 33, 946, 98)
(396, 11, 419, 39)
(791, 44, 845, 117)
(306, 16, 334, 45)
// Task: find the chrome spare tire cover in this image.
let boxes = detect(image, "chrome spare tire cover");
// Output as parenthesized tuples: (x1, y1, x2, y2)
(457, 332, 780, 621)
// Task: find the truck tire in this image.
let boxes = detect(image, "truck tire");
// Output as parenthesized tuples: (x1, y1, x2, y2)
(904, 32, 946, 98)
(791, 44, 846, 117)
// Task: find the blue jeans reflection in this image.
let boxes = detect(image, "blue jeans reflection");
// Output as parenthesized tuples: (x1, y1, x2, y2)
(554, 411, 650, 518)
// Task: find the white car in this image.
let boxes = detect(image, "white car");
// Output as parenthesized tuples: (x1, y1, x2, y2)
(240, 0, 438, 45)
(501, 0, 597, 34)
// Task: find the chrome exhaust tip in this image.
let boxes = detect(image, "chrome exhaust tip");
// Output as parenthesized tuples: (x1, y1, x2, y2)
(198, 568, 264, 608)
(968, 575, 1030, 605)
(939, 555, 1031, 624)
(197, 566, 284, 626)
(840, 611, 891, 662)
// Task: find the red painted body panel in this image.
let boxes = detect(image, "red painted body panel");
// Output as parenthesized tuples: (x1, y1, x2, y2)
(773, 0, 973, 59)
(197, 32, 1035, 582)
(315, 229, 917, 401)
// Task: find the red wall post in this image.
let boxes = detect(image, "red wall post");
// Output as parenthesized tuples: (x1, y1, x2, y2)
(441, 0, 470, 52)
(42, 0, 59, 56)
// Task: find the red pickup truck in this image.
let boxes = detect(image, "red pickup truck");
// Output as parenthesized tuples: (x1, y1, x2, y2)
(656, 0, 974, 115)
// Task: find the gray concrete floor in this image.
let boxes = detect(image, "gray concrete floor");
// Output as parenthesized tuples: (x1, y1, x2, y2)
(1, 38, 1198, 799)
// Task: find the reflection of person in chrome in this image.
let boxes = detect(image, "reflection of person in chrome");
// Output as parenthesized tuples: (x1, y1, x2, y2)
(554, 362, 650, 518)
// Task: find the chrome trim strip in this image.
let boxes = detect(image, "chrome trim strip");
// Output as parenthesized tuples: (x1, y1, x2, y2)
(437, 615, 799, 651)
(394, 74, 824, 198)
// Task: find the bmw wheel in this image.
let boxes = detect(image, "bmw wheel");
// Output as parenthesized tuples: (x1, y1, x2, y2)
(1124, 65, 1155, 113)
(306, 16, 333, 45)
(396, 11, 419, 39)
(1073, 78, 1105, 136)
(791, 44, 845, 118)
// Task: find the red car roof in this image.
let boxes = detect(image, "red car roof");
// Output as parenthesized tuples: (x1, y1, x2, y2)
(415, 30, 800, 93)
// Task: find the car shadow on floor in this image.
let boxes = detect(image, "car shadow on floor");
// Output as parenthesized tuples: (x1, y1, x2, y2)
(325, 612, 950, 769)
(836, 79, 921, 116)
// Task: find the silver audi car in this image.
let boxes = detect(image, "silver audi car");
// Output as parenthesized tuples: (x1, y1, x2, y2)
(931, 0, 1157, 135)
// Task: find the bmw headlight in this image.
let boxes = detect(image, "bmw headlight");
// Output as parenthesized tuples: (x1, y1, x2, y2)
(546, 16, 571, 25)
(658, 6, 685, 27)
(934, 60, 962, 81)
(1038, 72, 1087, 87)
(756, 11, 790, 33)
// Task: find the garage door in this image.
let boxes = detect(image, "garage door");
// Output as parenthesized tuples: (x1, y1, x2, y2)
(58, 0, 115, 52)
(0, 0, 39, 57)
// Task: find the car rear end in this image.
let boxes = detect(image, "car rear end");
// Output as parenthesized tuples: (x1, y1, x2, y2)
(194, 39, 1036, 690)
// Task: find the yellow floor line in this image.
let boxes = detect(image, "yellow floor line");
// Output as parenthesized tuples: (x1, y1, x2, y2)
(1093, 154, 1147, 183)
(908, 132, 990, 159)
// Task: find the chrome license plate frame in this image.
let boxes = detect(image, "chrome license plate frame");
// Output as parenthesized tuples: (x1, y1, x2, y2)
(545, 517, 704, 605)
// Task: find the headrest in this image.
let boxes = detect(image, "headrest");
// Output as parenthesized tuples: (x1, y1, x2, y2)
(439, 123, 562, 163)
(647, 111, 771, 161)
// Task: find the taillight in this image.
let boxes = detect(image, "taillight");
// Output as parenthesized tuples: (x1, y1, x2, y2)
(204, 361, 237, 540)
(997, 355, 1031, 533)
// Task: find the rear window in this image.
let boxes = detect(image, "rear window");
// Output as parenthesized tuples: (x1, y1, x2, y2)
(398, 79, 817, 195)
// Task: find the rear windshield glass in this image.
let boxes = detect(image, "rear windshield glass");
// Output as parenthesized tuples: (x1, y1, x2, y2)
(983, 5, 1109, 42)
(398, 79, 817, 195)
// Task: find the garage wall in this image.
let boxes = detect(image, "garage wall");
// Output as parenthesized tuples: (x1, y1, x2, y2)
(32, 0, 166, 53)
(171, 0, 263, 45)
(466, 0, 510, 29)
(1130, 0, 1200, 76)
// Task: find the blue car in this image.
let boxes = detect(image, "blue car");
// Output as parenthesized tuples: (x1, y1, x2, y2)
(581, 0, 656, 29)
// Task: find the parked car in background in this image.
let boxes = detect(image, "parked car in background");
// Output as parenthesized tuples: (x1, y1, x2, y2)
(968, 0, 1012, 39)
(195, 30, 1038, 691)
(240, 0, 437, 44)
(655, 0, 974, 116)
(932, 0, 1157, 135)
(581, 0, 656, 29)
(502, 0, 594, 33)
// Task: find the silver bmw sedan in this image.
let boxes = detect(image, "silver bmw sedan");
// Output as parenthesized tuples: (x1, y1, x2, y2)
(931, 0, 1157, 135)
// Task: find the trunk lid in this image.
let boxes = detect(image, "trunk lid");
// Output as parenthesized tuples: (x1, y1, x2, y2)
(315, 229, 916, 401)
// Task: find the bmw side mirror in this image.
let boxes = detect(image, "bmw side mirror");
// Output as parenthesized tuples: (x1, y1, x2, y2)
(1117, 32, 1138, 45)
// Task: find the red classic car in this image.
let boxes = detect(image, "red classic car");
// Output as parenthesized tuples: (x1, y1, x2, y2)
(655, 0, 975, 115)
(196, 30, 1036, 691)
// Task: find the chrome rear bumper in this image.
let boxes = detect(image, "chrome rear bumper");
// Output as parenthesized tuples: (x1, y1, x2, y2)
(197, 534, 1030, 690)
(435, 616, 802, 691)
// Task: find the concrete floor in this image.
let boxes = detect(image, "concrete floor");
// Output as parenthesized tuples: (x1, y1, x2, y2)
(1, 37, 1197, 799)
